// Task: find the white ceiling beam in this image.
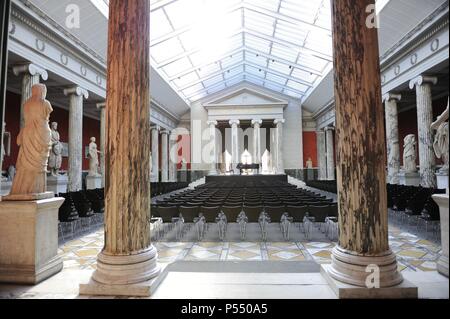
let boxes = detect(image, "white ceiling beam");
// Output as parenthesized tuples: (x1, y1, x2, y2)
(244, 73, 306, 96)
(167, 48, 244, 81)
(150, 0, 179, 12)
(178, 61, 244, 90)
(245, 61, 313, 87)
(242, 2, 331, 34)
(244, 28, 332, 62)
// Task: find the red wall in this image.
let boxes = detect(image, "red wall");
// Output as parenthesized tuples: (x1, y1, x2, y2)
(2, 90, 100, 171)
(302, 131, 317, 167)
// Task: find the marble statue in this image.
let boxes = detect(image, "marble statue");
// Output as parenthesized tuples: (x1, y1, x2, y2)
(9, 84, 52, 195)
(403, 134, 417, 173)
(306, 157, 313, 169)
(88, 137, 101, 177)
(431, 99, 449, 174)
(48, 122, 63, 176)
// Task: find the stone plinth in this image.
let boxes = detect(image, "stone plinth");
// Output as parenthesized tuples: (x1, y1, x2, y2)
(321, 265, 418, 299)
(86, 175, 102, 190)
(398, 171, 421, 186)
(0, 197, 64, 284)
(436, 173, 449, 190)
(433, 192, 449, 277)
(47, 175, 68, 195)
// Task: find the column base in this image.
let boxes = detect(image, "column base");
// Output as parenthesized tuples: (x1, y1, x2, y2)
(86, 175, 102, 190)
(321, 264, 417, 299)
(327, 246, 404, 288)
(398, 171, 420, 186)
(0, 197, 64, 284)
(79, 245, 161, 297)
(47, 175, 68, 195)
(0, 181, 12, 197)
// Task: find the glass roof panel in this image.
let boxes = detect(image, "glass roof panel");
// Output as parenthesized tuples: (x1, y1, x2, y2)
(146, 0, 333, 103)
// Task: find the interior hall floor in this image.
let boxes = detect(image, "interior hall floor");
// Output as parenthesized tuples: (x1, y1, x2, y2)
(0, 221, 448, 299)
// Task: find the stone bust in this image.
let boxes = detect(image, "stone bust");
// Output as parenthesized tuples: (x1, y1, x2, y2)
(48, 121, 63, 176)
(9, 84, 52, 196)
(88, 137, 101, 177)
(403, 134, 417, 173)
(431, 100, 449, 174)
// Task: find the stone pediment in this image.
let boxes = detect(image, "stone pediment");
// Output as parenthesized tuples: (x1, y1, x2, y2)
(204, 88, 288, 108)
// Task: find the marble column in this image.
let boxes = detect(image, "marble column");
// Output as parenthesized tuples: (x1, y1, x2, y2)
(80, 0, 159, 297)
(229, 120, 240, 174)
(273, 119, 285, 174)
(96, 102, 106, 187)
(325, 126, 335, 180)
(316, 130, 327, 180)
(383, 93, 401, 185)
(409, 75, 438, 188)
(323, 0, 407, 296)
(169, 132, 177, 182)
(64, 86, 89, 192)
(207, 120, 218, 175)
(150, 125, 160, 182)
(160, 129, 169, 182)
(13, 63, 48, 128)
(252, 119, 262, 171)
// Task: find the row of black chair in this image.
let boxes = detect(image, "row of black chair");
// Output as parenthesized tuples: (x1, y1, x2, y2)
(151, 182, 189, 197)
(58, 188, 104, 222)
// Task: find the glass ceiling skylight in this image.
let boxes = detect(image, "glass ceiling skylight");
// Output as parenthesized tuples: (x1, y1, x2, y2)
(101, 0, 334, 103)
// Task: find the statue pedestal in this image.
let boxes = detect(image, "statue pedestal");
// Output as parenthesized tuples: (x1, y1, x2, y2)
(86, 175, 102, 190)
(398, 171, 420, 186)
(433, 192, 449, 277)
(436, 172, 449, 190)
(47, 175, 68, 195)
(0, 181, 12, 197)
(0, 197, 64, 284)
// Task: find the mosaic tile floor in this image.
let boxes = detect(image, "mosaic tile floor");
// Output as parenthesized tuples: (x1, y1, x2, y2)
(58, 224, 443, 274)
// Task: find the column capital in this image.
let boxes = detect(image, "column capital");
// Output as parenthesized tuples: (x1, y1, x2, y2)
(274, 119, 285, 125)
(251, 119, 263, 126)
(96, 102, 106, 110)
(64, 86, 89, 99)
(324, 126, 335, 132)
(207, 120, 218, 127)
(160, 129, 170, 135)
(150, 125, 161, 132)
(12, 63, 48, 81)
(229, 119, 240, 126)
(409, 75, 438, 89)
(382, 93, 402, 103)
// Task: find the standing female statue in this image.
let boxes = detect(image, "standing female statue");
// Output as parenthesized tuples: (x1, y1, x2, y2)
(48, 121, 63, 176)
(9, 84, 52, 195)
(88, 137, 101, 177)
(431, 99, 449, 174)
(403, 134, 417, 173)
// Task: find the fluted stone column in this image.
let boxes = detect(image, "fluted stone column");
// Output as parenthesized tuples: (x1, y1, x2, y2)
(229, 120, 240, 174)
(325, 126, 335, 180)
(317, 130, 327, 180)
(97, 102, 106, 187)
(169, 132, 177, 182)
(207, 120, 218, 175)
(80, 0, 160, 297)
(323, 0, 408, 296)
(410, 75, 438, 188)
(383, 93, 402, 185)
(13, 63, 48, 128)
(64, 86, 89, 192)
(150, 125, 160, 182)
(273, 119, 285, 174)
(252, 119, 262, 172)
(160, 129, 169, 182)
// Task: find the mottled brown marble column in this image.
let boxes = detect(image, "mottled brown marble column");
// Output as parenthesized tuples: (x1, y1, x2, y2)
(327, 0, 402, 288)
(82, 0, 159, 295)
